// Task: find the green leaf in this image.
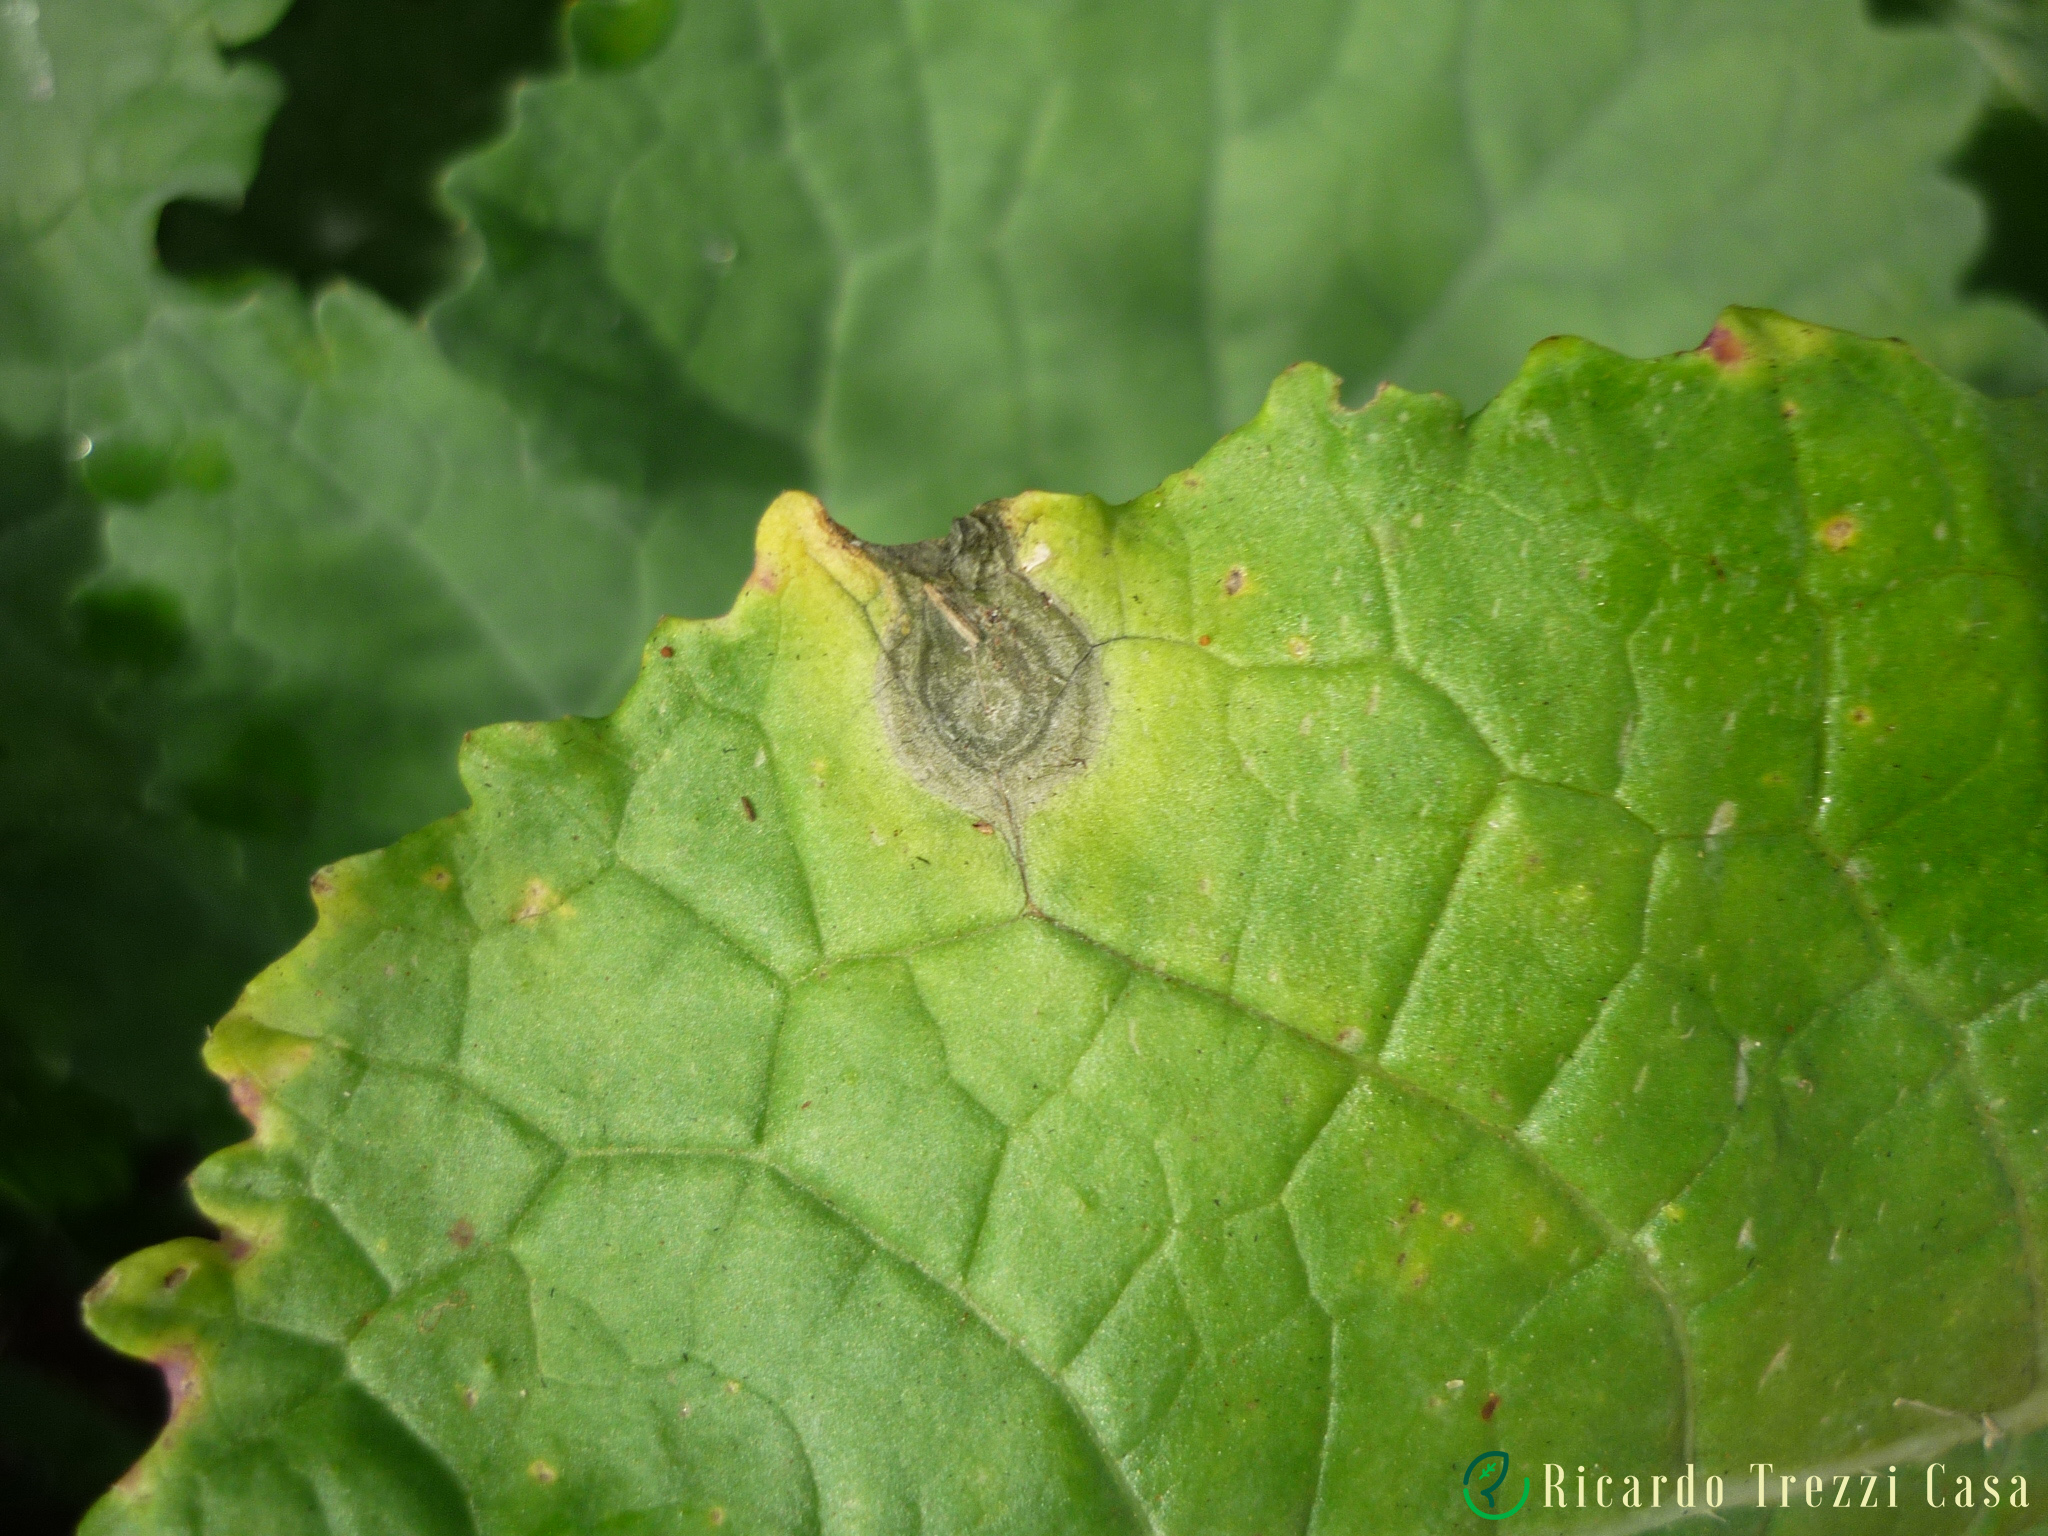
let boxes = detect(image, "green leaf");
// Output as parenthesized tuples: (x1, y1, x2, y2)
(440, 0, 2048, 550)
(1952, 0, 2048, 122)
(0, 0, 289, 435)
(71, 282, 686, 889)
(84, 313, 2048, 1531)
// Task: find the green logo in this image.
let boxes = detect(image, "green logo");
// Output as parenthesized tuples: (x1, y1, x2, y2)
(1463, 1452, 1530, 1520)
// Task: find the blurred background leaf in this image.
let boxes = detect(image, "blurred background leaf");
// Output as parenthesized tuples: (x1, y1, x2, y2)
(154, 0, 564, 310)
(0, 2, 583, 1523)
(1955, 0, 2048, 120)
(441, 0, 2048, 545)
(0, 0, 289, 437)
(4, 0, 2048, 1528)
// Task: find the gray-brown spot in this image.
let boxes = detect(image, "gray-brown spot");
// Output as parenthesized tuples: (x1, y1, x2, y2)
(861, 504, 1104, 831)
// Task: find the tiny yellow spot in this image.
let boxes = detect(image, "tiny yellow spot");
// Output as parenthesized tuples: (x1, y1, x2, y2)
(1847, 704, 1873, 726)
(709, 1510, 727, 1528)
(1287, 635, 1312, 660)
(1819, 515, 1858, 552)
(423, 866, 453, 889)
(724, 1379, 742, 1394)
(1441, 1210, 1464, 1229)
(529, 1460, 557, 1484)
(1663, 1203, 1685, 1222)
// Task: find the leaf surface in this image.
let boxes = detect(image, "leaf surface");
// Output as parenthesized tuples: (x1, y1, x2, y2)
(442, 0, 2048, 548)
(0, 0, 288, 435)
(86, 314, 2048, 1533)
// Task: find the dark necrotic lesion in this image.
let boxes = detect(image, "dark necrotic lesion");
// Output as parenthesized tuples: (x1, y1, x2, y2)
(864, 506, 1102, 815)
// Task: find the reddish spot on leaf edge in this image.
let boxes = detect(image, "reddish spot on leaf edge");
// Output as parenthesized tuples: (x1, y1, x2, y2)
(115, 1345, 202, 1493)
(227, 1074, 264, 1127)
(1700, 323, 1746, 367)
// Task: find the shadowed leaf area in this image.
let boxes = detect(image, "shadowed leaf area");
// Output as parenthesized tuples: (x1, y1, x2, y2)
(156, 0, 565, 312)
(83, 315, 2048, 1534)
(1961, 103, 2048, 319)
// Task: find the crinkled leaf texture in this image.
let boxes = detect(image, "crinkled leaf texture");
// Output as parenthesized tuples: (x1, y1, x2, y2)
(443, 0, 2048, 546)
(84, 313, 2048, 1533)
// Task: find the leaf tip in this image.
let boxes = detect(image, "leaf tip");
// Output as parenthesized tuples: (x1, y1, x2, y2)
(750, 489, 876, 600)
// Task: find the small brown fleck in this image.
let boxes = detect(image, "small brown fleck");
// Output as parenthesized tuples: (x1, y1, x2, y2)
(971, 820, 995, 835)
(1847, 705, 1873, 726)
(461, 1386, 479, 1410)
(528, 1460, 557, 1485)
(309, 870, 335, 898)
(1407, 1198, 1425, 1216)
(162, 1264, 192, 1291)
(739, 796, 757, 822)
(1481, 1392, 1500, 1421)
(1395, 1251, 1406, 1268)
(1820, 515, 1858, 552)
(1224, 566, 1246, 596)
(660, 645, 675, 658)
(1197, 634, 1211, 646)
(448, 1219, 476, 1250)
(709, 1510, 727, 1528)
(424, 866, 453, 889)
